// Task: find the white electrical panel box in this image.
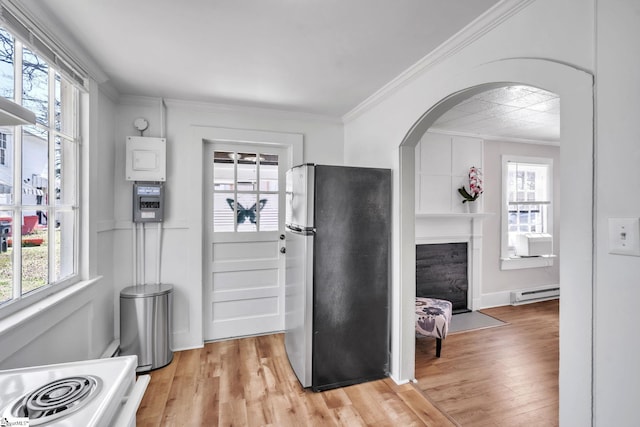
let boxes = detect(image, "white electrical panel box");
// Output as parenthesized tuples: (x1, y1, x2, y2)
(515, 233, 553, 257)
(126, 136, 166, 181)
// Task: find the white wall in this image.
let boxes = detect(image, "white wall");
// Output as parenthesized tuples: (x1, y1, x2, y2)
(415, 133, 561, 307)
(110, 97, 344, 350)
(594, 2, 640, 425)
(482, 139, 560, 297)
(415, 133, 484, 214)
(343, 1, 595, 425)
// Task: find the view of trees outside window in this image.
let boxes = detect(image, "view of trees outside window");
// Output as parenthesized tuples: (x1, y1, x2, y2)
(212, 151, 279, 232)
(0, 27, 80, 305)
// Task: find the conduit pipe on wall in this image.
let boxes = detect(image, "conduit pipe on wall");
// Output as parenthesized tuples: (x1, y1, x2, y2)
(132, 222, 137, 286)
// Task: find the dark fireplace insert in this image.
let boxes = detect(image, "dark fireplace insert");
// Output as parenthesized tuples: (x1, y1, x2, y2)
(416, 242, 469, 314)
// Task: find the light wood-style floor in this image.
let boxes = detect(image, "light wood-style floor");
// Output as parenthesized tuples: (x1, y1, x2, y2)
(137, 300, 558, 426)
(415, 299, 559, 427)
(136, 333, 455, 426)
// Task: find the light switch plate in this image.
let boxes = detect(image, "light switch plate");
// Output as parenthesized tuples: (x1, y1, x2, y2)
(608, 218, 640, 256)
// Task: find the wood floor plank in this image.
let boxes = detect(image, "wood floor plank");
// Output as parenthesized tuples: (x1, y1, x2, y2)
(137, 301, 557, 426)
(138, 333, 448, 426)
(415, 300, 559, 427)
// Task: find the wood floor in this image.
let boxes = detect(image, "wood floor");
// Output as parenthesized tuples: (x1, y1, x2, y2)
(136, 300, 558, 426)
(136, 333, 455, 427)
(415, 300, 559, 427)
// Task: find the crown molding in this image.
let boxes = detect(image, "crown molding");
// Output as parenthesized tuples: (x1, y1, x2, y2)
(342, 0, 536, 123)
(4, 0, 109, 85)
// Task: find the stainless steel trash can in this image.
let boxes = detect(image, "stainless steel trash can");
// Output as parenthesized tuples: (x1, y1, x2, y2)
(120, 284, 173, 372)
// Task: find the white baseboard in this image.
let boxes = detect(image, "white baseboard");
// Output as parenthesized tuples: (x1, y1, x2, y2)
(479, 291, 512, 309)
(479, 285, 560, 309)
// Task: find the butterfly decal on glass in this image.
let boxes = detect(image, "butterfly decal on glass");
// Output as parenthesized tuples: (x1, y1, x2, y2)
(226, 198, 267, 224)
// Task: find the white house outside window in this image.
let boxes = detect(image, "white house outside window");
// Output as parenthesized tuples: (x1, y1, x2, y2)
(501, 155, 554, 270)
(0, 25, 81, 310)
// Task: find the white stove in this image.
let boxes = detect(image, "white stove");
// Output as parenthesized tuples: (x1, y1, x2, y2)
(0, 356, 149, 426)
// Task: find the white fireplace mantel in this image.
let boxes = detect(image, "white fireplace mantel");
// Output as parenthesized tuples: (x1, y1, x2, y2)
(415, 213, 493, 311)
(416, 212, 493, 219)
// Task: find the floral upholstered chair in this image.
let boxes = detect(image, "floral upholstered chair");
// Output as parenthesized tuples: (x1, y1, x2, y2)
(415, 297, 453, 357)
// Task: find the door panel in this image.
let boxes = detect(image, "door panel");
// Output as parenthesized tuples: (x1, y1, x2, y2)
(204, 142, 288, 340)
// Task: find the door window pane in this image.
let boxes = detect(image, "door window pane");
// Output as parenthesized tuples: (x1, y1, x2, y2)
(213, 193, 235, 232)
(260, 153, 279, 191)
(213, 149, 279, 232)
(236, 194, 258, 233)
(213, 151, 235, 190)
(259, 193, 278, 231)
(237, 152, 257, 191)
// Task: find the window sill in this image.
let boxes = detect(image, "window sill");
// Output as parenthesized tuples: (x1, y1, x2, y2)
(0, 277, 102, 336)
(500, 255, 556, 270)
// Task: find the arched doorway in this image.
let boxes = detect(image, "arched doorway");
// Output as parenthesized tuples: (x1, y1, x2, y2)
(397, 59, 593, 425)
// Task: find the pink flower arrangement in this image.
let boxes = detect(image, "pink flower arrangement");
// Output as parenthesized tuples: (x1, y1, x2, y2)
(457, 166, 483, 203)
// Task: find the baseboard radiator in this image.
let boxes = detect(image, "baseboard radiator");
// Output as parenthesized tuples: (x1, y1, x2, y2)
(510, 286, 560, 305)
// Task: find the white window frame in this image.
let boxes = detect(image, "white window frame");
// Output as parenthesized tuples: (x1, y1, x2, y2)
(212, 147, 280, 233)
(0, 133, 6, 165)
(500, 155, 555, 270)
(0, 24, 83, 319)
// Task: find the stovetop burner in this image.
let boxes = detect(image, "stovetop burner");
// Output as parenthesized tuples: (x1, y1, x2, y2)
(8, 375, 101, 425)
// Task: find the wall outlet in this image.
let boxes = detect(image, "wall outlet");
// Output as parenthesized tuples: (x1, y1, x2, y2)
(608, 218, 640, 256)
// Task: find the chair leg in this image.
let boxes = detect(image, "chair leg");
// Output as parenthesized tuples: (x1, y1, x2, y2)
(436, 338, 442, 358)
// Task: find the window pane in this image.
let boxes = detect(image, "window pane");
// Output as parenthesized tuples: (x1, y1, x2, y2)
(0, 29, 14, 100)
(54, 73, 75, 136)
(0, 129, 13, 205)
(236, 194, 258, 232)
(0, 209, 12, 302)
(213, 192, 235, 232)
(22, 129, 48, 206)
(23, 47, 49, 127)
(21, 209, 48, 295)
(213, 149, 280, 233)
(237, 153, 257, 191)
(213, 151, 235, 190)
(55, 210, 75, 281)
(260, 153, 279, 191)
(55, 136, 76, 206)
(259, 193, 278, 231)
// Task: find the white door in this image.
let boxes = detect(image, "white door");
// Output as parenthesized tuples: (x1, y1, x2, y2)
(203, 142, 289, 340)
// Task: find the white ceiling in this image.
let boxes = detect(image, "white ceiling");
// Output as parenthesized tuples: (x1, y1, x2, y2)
(431, 85, 560, 143)
(27, 1, 558, 142)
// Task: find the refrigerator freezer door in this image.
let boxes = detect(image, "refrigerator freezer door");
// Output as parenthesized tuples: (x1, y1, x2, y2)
(285, 164, 315, 230)
(284, 229, 314, 388)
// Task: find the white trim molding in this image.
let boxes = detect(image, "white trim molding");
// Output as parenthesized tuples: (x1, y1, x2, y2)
(343, 0, 536, 122)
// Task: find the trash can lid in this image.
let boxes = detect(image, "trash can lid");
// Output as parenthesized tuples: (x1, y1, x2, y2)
(120, 283, 173, 298)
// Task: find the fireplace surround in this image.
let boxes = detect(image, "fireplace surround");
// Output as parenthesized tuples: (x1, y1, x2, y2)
(415, 213, 490, 311)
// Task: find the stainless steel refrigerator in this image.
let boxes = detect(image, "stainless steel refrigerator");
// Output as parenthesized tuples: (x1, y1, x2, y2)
(284, 164, 391, 391)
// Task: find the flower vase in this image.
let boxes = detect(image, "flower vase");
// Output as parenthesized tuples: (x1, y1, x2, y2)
(467, 202, 479, 214)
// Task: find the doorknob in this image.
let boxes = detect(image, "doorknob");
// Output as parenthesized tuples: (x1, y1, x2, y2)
(280, 247, 286, 254)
